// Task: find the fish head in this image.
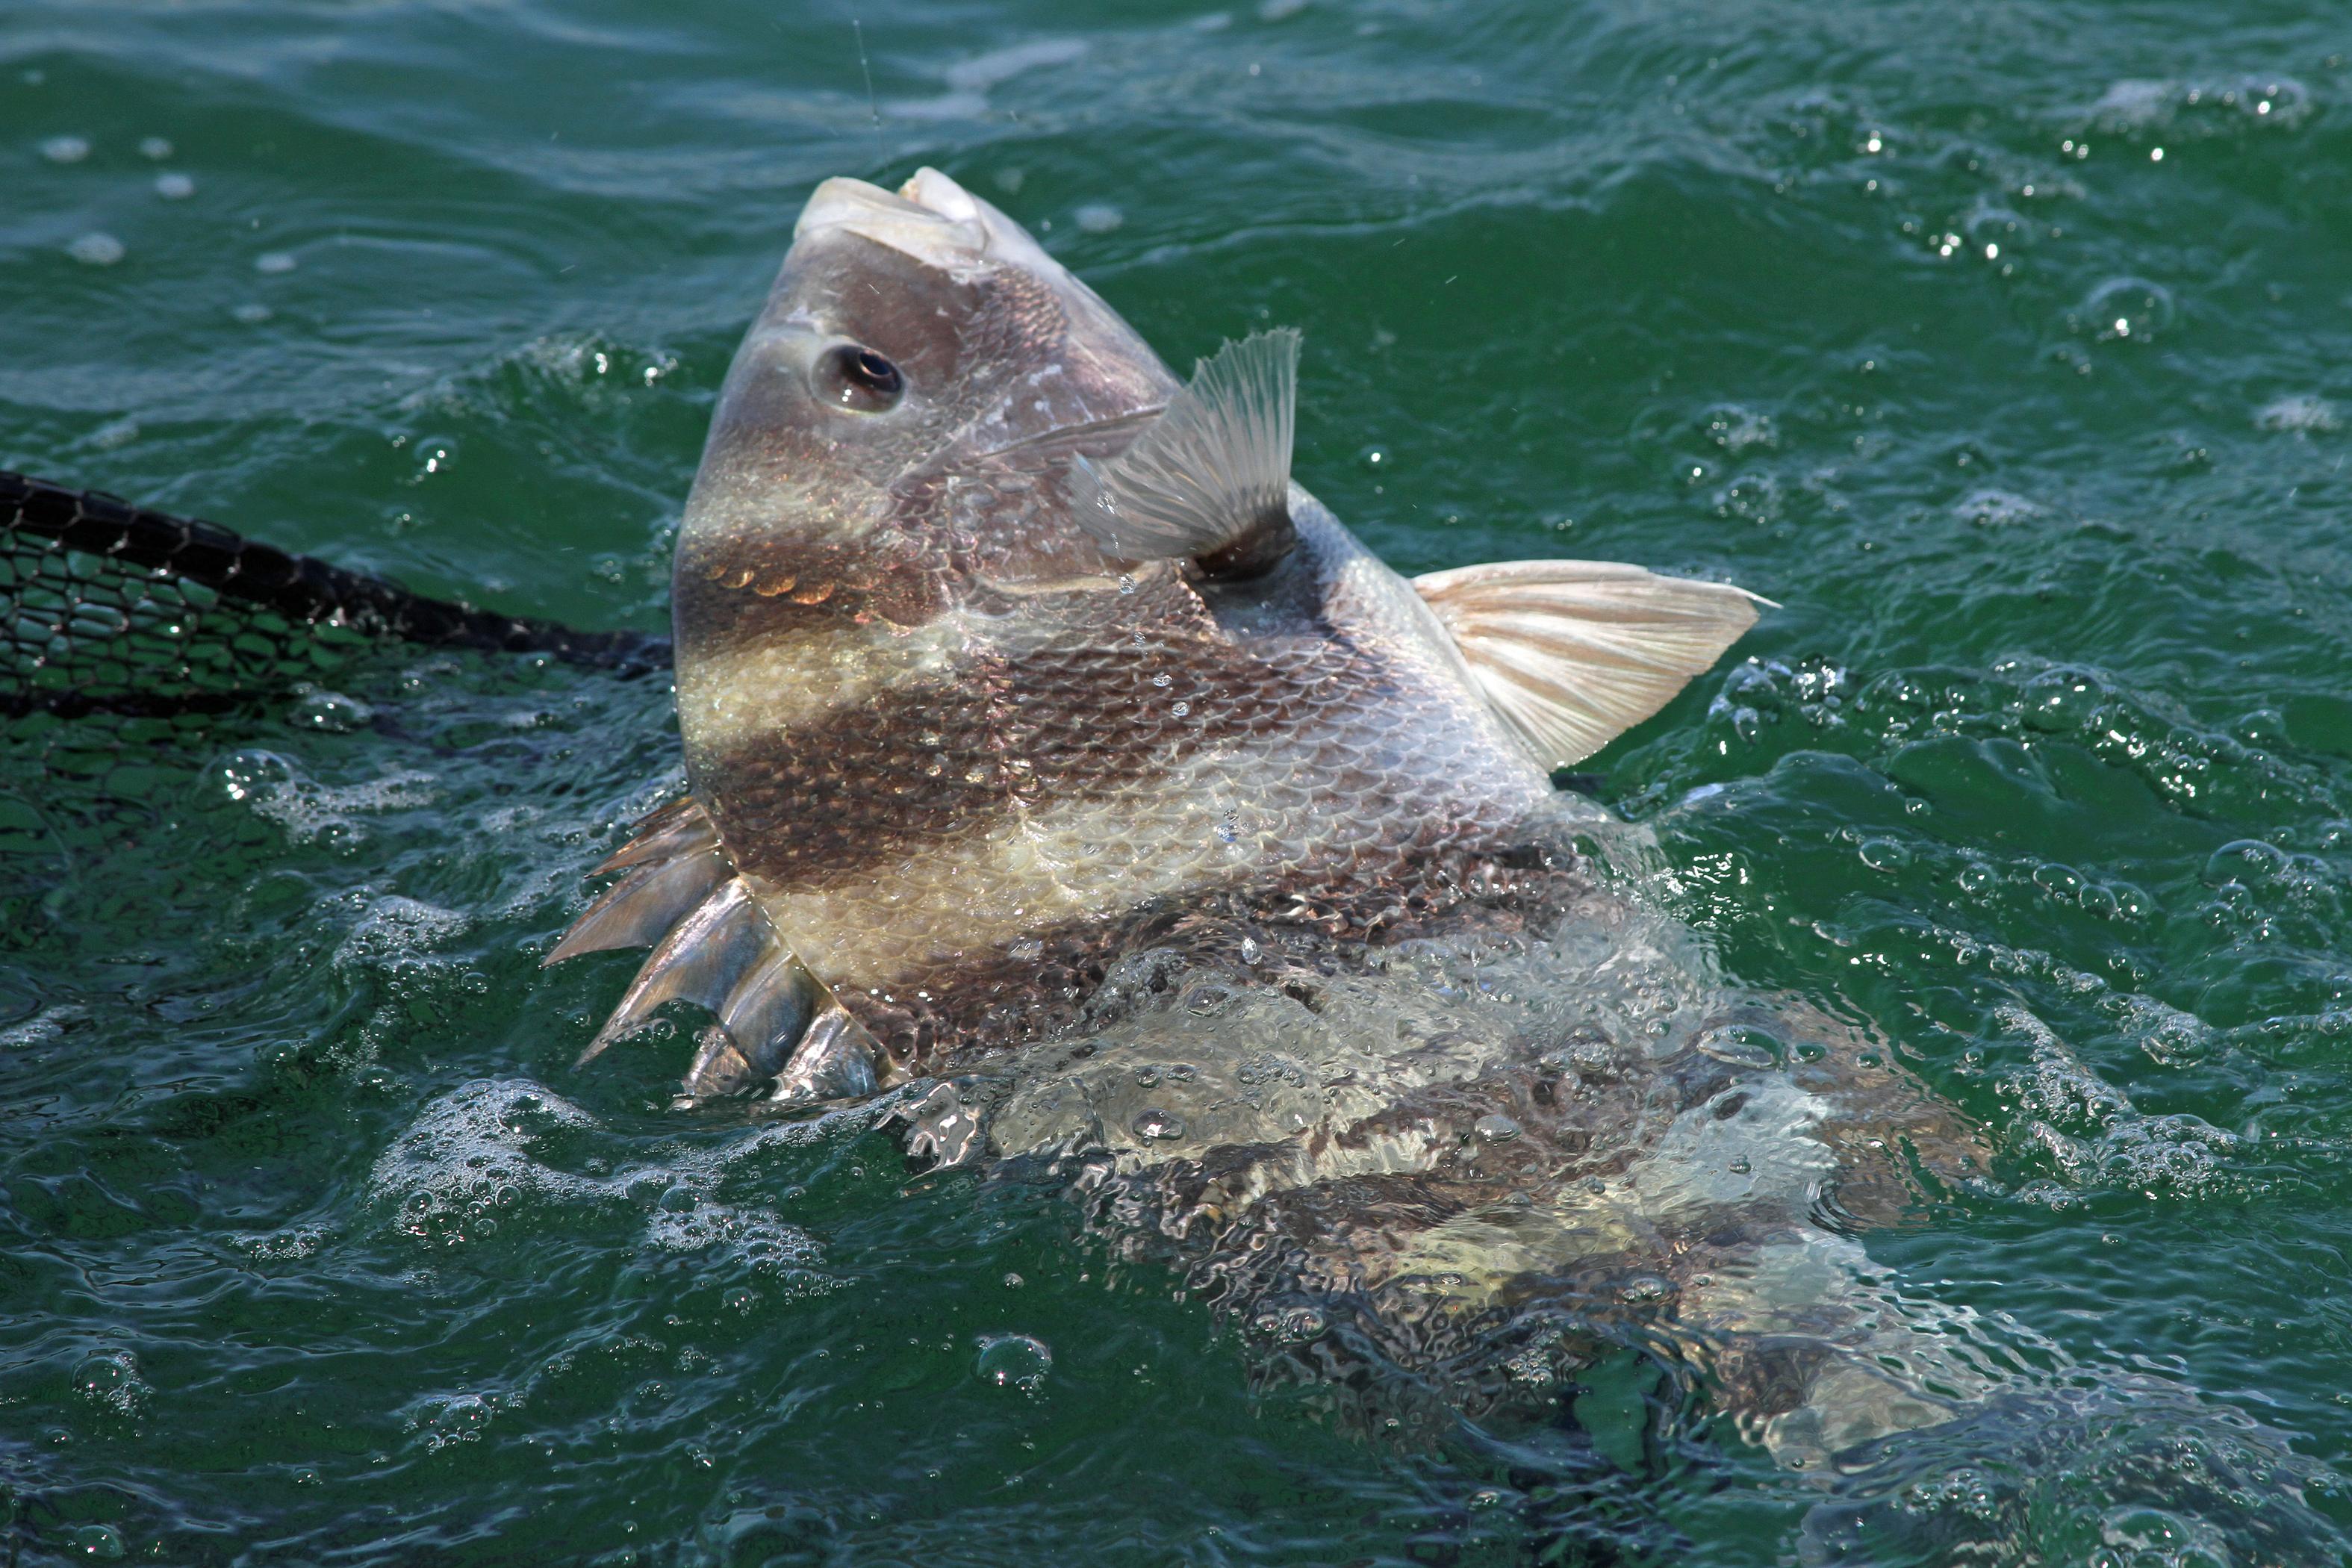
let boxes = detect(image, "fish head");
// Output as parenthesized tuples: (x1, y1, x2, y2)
(678, 167, 1175, 573)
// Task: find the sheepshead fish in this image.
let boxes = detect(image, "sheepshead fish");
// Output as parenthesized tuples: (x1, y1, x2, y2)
(550, 165, 1767, 1105)
(545, 165, 1768, 1104)
(541, 169, 2345, 1545)
(541, 161, 1976, 1446)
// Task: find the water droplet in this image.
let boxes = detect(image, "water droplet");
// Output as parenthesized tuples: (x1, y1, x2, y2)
(66, 232, 124, 267)
(138, 136, 172, 159)
(231, 302, 273, 324)
(1239, 936, 1261, 964)
(155, 172, 194, 199)
(1116, 573, 1136, 594)
(974, 1333, 1051, 1390)
(1132, 1107, 1186, 1142)
(40, 134, 90, 164)
(1472, 1113, 1522, 1143)
(1074, 202, 1124, 234)
(255, 250, 297, 274)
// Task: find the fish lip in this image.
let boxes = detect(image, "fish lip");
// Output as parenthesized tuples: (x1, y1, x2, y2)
(795, 172, 989, 266)
(795, 168, 1067, 281)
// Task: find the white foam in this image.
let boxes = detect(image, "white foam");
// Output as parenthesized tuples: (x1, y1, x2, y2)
(1994, 1006, 2239, 1200)
(333, 892, 469, 974)
(369, 1077, 892, 1267)
(2255, 394, 2338, 433)
(223, 750, 439, 847)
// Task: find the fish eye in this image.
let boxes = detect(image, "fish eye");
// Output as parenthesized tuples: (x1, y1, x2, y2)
(815, 343, 905, 413)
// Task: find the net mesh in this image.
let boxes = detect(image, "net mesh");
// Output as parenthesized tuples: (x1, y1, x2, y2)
(1, 470, 666, 719)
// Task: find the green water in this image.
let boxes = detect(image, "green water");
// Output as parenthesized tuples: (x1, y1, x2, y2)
(6, 1, 2352, 1561)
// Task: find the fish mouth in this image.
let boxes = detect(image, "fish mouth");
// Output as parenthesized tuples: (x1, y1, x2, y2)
(796, 167, 1061, 278)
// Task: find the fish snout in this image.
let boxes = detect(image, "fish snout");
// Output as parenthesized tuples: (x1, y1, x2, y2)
(795, 173, 988, 267)
(796, 169, 1064, 281)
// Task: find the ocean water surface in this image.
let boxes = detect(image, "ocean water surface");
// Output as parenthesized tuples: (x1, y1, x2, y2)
(5, 1, 2352, 1562)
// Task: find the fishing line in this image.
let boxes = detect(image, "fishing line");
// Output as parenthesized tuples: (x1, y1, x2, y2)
(852, 19, 885, 172)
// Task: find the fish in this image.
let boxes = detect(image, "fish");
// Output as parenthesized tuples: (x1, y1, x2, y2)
(554, 164, 1768, 1106)
(543, 169, 2342, 1552)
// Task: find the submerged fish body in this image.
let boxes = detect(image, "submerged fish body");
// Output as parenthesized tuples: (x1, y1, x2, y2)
(543, 171, 2345, 1540)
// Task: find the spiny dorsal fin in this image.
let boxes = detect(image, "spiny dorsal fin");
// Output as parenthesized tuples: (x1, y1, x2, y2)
(1074, 328, 1299, 579)
(1412, 559, 1773, 769)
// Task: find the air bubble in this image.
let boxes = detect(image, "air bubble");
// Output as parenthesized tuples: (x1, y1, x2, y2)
(2033, 863, 2085, 900)
(70, 1525, 125, 1561)
(974, 1333, 1051, 1390)
(40, 134, 90, 164)
(2079, 277, 2174, 343)
(1858, 838, 1911, 872)
(2203, 839, 2288, 886)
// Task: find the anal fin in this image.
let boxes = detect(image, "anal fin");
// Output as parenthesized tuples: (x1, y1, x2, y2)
(766, 1006, 883, 1107)
(550, 797, 889, 1107)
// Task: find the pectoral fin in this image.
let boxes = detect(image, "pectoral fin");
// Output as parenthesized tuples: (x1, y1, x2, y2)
(1073, 329, 1299, 579)
(1413, 559, 1773, 768)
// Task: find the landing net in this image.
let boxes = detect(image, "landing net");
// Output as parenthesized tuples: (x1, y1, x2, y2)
(1, 470, 665, 719)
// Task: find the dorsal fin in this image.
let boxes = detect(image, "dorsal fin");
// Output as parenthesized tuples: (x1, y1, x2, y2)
(1412, 560, 1773, 769)
(1074, 329, 1299, 579)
